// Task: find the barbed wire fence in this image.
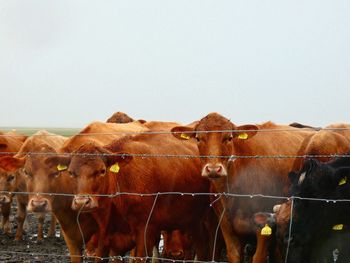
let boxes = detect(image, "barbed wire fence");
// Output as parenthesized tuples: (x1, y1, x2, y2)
(1, 127, 350, 262)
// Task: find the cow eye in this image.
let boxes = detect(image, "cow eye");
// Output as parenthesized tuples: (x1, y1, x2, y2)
(51, 172, 60, 178)
(69, 171, 76, 178)
(100, 169, 106, 175)
(22, 169, 32, 178)
(195, 136, 200, 142)
(7, 175, 15, 182)
(223, 136, 233, 143)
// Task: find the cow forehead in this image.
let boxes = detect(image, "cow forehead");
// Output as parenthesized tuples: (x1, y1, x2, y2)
(26, 156, 58, 173)
(196, 113, 235, 131)
(70, 156, 105, 171)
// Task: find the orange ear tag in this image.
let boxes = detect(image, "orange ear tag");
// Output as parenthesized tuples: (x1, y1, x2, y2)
(57, 164, 67, 171)
(180, 133, 190, 140)
(261, 224, 272, 236)
(110, 163, 120, 174)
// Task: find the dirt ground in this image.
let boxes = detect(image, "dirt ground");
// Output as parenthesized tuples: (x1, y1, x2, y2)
(0, 208, 71, 263)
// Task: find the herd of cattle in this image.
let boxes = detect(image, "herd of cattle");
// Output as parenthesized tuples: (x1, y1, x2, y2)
(1, 111, 350, 263)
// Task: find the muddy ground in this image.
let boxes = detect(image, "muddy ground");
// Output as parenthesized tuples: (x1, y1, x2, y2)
(0, 207, 72, 263)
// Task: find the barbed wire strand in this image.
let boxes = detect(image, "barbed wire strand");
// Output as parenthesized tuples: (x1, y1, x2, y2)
(1, 126, 350, 138)
(76, 202, 87, 261)
(144, 193, 160, 258)
(284, 198, 294, 263)
(212, 205, 225, 262)
(1, 151, 350, 160)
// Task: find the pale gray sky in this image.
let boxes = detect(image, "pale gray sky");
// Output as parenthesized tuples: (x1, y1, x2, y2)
(1, 1, 349, 128)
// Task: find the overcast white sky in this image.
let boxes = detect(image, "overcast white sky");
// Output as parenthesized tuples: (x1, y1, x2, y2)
(1, 1, 349, 128)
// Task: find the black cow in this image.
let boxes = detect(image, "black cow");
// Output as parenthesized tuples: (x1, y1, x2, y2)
(284, 155, 350, 263)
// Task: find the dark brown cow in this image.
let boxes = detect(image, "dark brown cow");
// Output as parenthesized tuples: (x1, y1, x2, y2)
(270, 129, 350, 263)
(0, 130, 66, 241)
(171, 112, 314, 263)
(106, 111, 135, 123)
(62, 133, 210, 262)
(161, 230, 194, 260)
(0, 130, 26, 235)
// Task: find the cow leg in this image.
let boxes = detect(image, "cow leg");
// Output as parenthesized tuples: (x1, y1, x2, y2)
(60, 229, 84, 263)
(15, 201, 27, 241)
(252, 231, 271, 263)
(48, 213, 57, 237)
(37, 213, 45, 241)
(1, 202, 11, 235)
(135, 226, 158, 263)
(211, 198, 241, 263)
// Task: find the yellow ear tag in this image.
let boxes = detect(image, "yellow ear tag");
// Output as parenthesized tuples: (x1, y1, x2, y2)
(339, 177, 347, 186)
(261, 224, 272, 236)
(57, 164, 67, 171)
(109, 163, 120, 174)
(238, 133, 248, 140)
(332, 224, 344, 231)
(180, 133, 190, 140)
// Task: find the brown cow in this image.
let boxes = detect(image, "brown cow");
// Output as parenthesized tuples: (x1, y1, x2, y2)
(0, 130, 66, 241)
(269, 129, 350, 262)
(171, 112, 314, 263)
(25, 122, 151, 262)
(63, 133, 210, 262)
(0, 130, 27, 235)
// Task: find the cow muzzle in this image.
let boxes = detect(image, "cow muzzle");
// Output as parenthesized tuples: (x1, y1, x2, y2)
(72, 195, 96, 211)
(168, 250, 184, 260)
(202, 163, 227, 178)
(28, 197, 51, 212)
(0, 195, 11, 204)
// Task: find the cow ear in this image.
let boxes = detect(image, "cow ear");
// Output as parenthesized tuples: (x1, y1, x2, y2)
(137, 119, 147, 124)
(253, 212, 276, 230)
(45, 155, 71, 171)
(105, 152, 133, 171)
(303, 158, 319, 173)
(171, 126, 196, 140)
(234, 125, 258, 140)
(334, 167, 350, 186)
(288, 171, 299, 185)
(0, 156, 25, 172)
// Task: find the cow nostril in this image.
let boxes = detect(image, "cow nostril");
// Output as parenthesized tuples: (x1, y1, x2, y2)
(205, 165, 211, 172)
(217, 166, 222, 173)
(170, 250, 184, 259)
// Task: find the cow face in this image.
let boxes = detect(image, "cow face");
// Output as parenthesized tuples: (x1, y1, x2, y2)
(0, 156, 25, 204)
(171, 113, 258, 179)
(162, 230, 194, 260)
(279, 159, 350, 263)
(24, 145, 70, 213)
(70, 143, 131, 212)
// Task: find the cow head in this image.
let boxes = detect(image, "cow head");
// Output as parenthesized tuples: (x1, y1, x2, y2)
(275, 158, 350, 263)
(24, 144, 71, 213)
(69, 143, 131, 212)
(162, 230, 194, 260)
(0, 156, 25, 204)
(171, 112, 258, 179)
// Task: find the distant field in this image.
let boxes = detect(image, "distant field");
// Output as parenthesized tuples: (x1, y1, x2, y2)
(0, 127, 81, 137)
